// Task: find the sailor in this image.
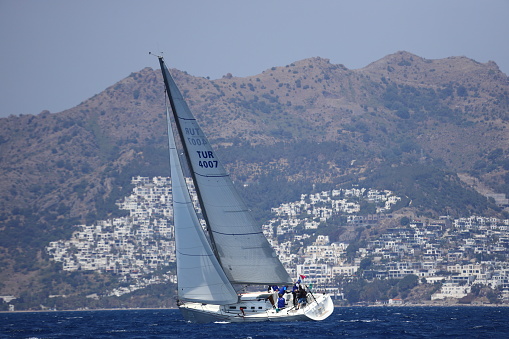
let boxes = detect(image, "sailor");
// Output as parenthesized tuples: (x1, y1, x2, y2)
(297, 285, 307, 309)
(292, 280, 300, 306)
(277, 294, 286, 309)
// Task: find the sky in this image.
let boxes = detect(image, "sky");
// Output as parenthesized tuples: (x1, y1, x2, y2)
(0, 0, 508, 118)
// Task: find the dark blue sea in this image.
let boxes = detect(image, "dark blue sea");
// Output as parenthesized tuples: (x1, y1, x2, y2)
(1, 307, 508, 338)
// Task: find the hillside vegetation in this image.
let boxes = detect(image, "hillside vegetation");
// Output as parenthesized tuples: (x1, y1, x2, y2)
(0, 51, 508, 306)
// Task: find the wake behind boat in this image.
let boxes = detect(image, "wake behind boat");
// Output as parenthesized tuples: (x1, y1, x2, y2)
(156, 55, 333, 323)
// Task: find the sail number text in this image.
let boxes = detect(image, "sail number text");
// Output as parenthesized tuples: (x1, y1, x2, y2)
(197, 150, 218, 168)
(187, 137, 208, 146)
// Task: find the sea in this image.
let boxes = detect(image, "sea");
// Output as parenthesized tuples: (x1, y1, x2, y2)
(1, 306, 508, 338)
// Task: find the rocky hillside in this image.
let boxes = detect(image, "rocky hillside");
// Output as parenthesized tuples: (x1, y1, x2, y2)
(0, 51, 508, 303)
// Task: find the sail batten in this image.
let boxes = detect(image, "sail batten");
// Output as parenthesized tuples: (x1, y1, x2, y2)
(159, 57, 292, 286)
(194, 174, 228, 178)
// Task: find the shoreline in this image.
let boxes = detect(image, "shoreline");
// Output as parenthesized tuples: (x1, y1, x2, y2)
(2, 303, 508, 314)
(0, 307, 178, 314)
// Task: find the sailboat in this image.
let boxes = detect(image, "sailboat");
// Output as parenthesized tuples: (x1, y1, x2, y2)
(156, 55, 334, 323)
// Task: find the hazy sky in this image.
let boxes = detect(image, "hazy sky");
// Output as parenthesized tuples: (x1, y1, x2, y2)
(1, 0, 508, 118)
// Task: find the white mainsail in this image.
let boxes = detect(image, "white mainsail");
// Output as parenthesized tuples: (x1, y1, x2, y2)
(159, 57, 292, 286)
(167, 106, 238, 305)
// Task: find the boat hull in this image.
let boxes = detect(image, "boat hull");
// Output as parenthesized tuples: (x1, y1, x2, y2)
(178, 293, 334, 323)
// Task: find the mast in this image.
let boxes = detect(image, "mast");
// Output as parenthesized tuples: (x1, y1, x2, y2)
(157, 56, 221, 259)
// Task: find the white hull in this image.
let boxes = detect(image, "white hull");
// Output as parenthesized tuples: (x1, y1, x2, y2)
(178, 292, 334, 323)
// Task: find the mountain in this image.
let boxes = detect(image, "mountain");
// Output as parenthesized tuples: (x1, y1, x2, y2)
(0, 51, 508, 307)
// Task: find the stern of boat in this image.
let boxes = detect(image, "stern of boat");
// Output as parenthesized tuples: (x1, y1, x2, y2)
(302, 293, 334, 321)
